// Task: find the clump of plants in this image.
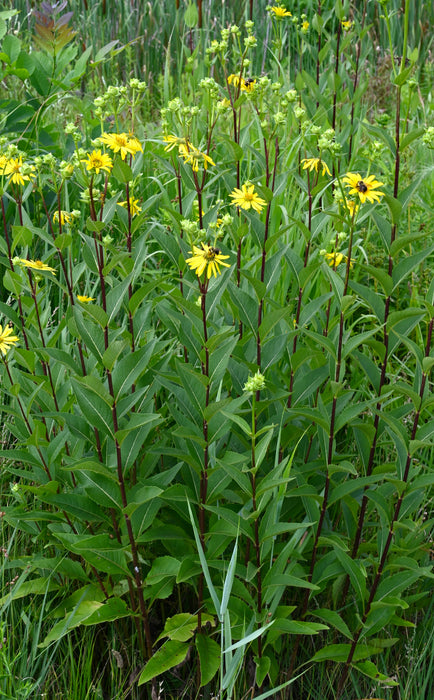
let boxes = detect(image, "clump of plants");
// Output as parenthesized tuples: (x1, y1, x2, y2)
(0, 1, 433, 699)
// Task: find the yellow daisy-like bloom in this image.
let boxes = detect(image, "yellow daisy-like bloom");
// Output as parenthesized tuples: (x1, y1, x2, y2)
(81, 149, 113, 175)
(270, 6, 292, 19)
(301, 157, 331, 177)
(3, 157, 36, 186)
(53, 210, 72, 225)
(230, 182, 267, 214)
(342, 173, 384, 204)
(325, 252, 354, 269)
(77, 295, 95, 303)
(341, 19, 353, 31)
(178, 143, 215, 172)
(227, 74, 256, 93)
(227, 74, 241, 87)
(301, 20, 309, 31)
(98, 132, 143, 160)
(0, 324, 19, 355)
(19, 259, 56, 275)
(0, 155, 8, 173)
(118, 197, 142, 216)
(186, 243, 231, 279)
(241, 77, 256, 93)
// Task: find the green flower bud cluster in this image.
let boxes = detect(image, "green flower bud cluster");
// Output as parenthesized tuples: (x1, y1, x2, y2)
(243, 370, 266, 393)
(422, 126, 434, 149)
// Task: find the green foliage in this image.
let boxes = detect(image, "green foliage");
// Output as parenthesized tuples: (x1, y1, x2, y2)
(0, 1, 433, 699)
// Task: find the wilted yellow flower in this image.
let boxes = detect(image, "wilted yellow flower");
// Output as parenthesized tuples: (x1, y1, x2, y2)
(3, 157, 36, 186)
(270, 6, 292, 19)
(81, 149, 113, 175)
(0, 324, 18, 355)
(324, 252, 354, 269)
(98, 132, 142, 160)
(301, 157, 331, 177)
(178, 143, 215, 172)
(342, 173, 384, 204)
(341, 19, 353, 31)
(118, 197, 142, 216)
(339, 198, 359, 217)
(19, 259, 56, 275)
(53, 210, 72, 225)
(186, 243, 231, 279)
(230, 182, 267, 214)
(77, 295, 95, 303)
(163, 134, 188, 152)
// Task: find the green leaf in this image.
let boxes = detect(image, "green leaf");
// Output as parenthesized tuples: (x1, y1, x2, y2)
(112, 157, 133, 183)
(352, 660, 399, 685)
(392, 247, 434, 290)
(71, 376, 114, 439)
(83, 597, 131, 625)
(311, 643, 383, 663)
(0, 577, 59, 605)
(310, 609, 352, 639)
(268, 620, 327, 635)
(333, 547, 367, 603)
(39, 600, 106, 648)
(184, 1, 198, 27)
(383, 194, 402, 225)
(157, 613, 214, 643)
(196, 633, 220, 686)
(145, 556, 180, 585)
(138, 640, 189, 685)
(255, 655, 271, 687)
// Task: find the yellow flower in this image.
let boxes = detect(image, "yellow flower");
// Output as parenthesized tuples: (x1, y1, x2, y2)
(324, 252, 354, 269)
(230, 182, 267, 214)
(342, 173, 384, 204)
(341, 19, 353, 31)
(186, 243, 231, 279)
(340, 198, 359, 217)
(53, 210, 72, 225)
(163, 134, 188, 152)
(3, 157, 36, 186)
(227, 74, 241, 87)
(118, 197, 142, 216)
(178, 143, 215, 172)
(81, 149, 113, 175)
(77, 295, 95, 303)
(301, 20, 309, 32)
(301, 158, 331, 177)
(270, 6, 292, 19)
(163, 135, 215, 171)
(98, 132, 143, 160)
(227, 74, 256, 92)
(19, 259, 56, 275)
(0, 324, 19, 355)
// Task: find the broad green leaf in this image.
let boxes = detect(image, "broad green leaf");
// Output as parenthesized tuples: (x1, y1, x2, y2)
(157, 613, 214, 643)
(196, 633, 220, 686)
(138, 640, 189, 685)
(255, 655, 271, 687)
(310, 609, 352, 639)
(71, 376, 114, 439)
(352, 660, 399, 685)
